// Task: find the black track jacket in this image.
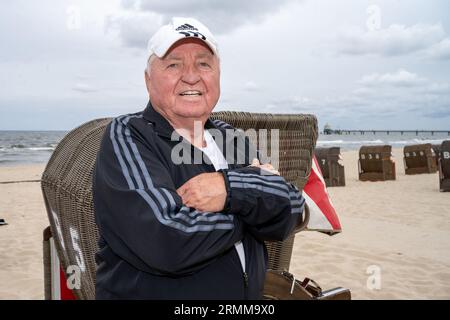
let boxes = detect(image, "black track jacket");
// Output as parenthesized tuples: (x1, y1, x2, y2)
(93, 101, 305, 299)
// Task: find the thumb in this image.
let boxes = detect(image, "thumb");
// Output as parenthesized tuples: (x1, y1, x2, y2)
(251, 158, 260, 166)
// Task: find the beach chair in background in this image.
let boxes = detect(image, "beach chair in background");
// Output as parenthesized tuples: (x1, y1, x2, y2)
(358, 145, 396, 181)
(41, 113, 350, 300)
(432, 144, 441, 168)
(439, 140, 450, 192)
(314, 147, 345, 187)
(403, 143, 437, 175)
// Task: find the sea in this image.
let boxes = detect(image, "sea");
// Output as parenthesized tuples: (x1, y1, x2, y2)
(316, 132, 449, 151)
(0, 130, 448, 166)
(0, 131, 67, 166)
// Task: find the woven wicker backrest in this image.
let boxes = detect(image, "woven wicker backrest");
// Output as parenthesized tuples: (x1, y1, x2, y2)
(404, 143, 434, 170)
(41, 112, 318, 300)
(41, 118, 111, 300)
(432, 144, 441, 167)
(432, 144, 441, 157)
(210, 112, 318, 272)
(441, 140, 450, 178)
(359, 145, 392, 172)
(327, 147, 341, 160)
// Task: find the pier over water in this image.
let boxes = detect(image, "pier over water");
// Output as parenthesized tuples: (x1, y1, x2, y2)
(323, 130, 450, 136)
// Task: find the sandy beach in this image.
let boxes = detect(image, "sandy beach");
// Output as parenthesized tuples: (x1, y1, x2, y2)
(0, 148, 449, 299)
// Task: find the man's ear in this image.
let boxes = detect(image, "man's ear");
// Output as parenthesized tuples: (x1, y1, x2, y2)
(144, 70, 151, 97)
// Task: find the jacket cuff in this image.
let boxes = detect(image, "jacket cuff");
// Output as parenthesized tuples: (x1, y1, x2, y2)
(219, 169, 232, 213)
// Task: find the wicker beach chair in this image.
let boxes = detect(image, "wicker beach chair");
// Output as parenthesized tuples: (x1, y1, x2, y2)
(358, 145, 396, 181)
(41, 112, 325, 299)
(432, 144, 441, 168)
(439, 140, 450, 192)
(314, 147, 345, 187)
(403, 143, 438, 175)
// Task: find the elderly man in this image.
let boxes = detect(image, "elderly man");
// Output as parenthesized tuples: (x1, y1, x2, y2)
(93, 17, 305, 299)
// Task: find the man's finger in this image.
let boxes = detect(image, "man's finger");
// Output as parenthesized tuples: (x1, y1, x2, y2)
(183, 188, 194, 200)
(260, 167, 280, 176)
(177, 187, 186, 197)
(183, 193, 194, 207)
(177, 181, 192, 195)
(251, 158, 260, 166)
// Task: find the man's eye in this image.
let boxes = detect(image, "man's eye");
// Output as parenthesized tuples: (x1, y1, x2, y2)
(199, 62, 210, 68)
(167, 63, 178, 69)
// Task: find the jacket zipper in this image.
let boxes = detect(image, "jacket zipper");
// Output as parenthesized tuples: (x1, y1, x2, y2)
(243, 271, 249, 299)
(234, 241, 248, 299)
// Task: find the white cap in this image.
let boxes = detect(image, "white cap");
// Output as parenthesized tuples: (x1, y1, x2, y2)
(147, 17, 219, 59)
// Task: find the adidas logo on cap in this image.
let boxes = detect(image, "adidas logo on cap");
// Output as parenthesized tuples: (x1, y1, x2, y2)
(175, 23, 199, 32)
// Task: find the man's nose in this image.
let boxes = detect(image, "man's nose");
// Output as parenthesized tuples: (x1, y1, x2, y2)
(181, 64, 201, 85)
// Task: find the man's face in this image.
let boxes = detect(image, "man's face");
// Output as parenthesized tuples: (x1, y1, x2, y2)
(145, 38, 220, 121)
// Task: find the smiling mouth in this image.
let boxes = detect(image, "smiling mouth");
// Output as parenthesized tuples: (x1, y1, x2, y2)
(179, 90, 203, 96)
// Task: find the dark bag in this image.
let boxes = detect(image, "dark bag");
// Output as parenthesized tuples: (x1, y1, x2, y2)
(263, 270, 351, 300)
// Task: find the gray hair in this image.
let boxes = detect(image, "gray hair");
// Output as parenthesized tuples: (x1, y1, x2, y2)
(145, 54, 157, 76)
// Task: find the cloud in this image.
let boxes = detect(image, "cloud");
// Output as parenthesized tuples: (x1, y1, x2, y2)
(107, 0, 295, 49)
(352, 70, 450, 120)
(243, 81, 260, 92)
(265, 96, 326, 115)
(359, 69, 427, 87)
(265, 69, 450, 128)
(135, 0, 294, 33)
(337, 23, 449, 58)
(423, 107, 450, 119)
(105, 11, 163, 49)
(356, 69, 449, 98)
(421, 82, 450, 95)
(426, 38, 450, 60)
(72, 83, 98, 93)
(356, 69, 450, 100)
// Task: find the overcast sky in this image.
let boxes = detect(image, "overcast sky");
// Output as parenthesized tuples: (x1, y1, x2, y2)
(1, 0, 449, 130)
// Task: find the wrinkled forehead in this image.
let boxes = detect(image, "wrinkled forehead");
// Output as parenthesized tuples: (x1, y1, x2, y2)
(162, 38, 216, 60)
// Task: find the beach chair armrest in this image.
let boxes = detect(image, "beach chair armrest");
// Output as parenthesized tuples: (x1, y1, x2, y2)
(293, 203, 310, 233)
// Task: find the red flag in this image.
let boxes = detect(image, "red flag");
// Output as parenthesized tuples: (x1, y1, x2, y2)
(59, 267, 76, 300)
(47, 237, 77, 300)
(303, 156, 342, 235)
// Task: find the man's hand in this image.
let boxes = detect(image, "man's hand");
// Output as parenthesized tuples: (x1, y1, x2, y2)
(177, 172, 227, 212)
(177, 159, 278, 212)
(250, 158, 280, 175)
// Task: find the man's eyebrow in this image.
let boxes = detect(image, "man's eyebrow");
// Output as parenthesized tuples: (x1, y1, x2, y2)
(196, 53, 214, 59)
(164, 55, 183, 61)
(163, 52, 214, 61)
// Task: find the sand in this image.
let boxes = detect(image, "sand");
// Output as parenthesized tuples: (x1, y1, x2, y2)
(0, 148, 449, 299)
(291, 148, 450, 299)
(0, 164, 47, 299)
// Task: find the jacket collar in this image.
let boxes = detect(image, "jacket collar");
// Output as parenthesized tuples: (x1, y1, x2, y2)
(142, 100, 221, 139)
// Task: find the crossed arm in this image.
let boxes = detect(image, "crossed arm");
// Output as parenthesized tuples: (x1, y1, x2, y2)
(94, 119, 305, 275)
(177, 158, 279, 212)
